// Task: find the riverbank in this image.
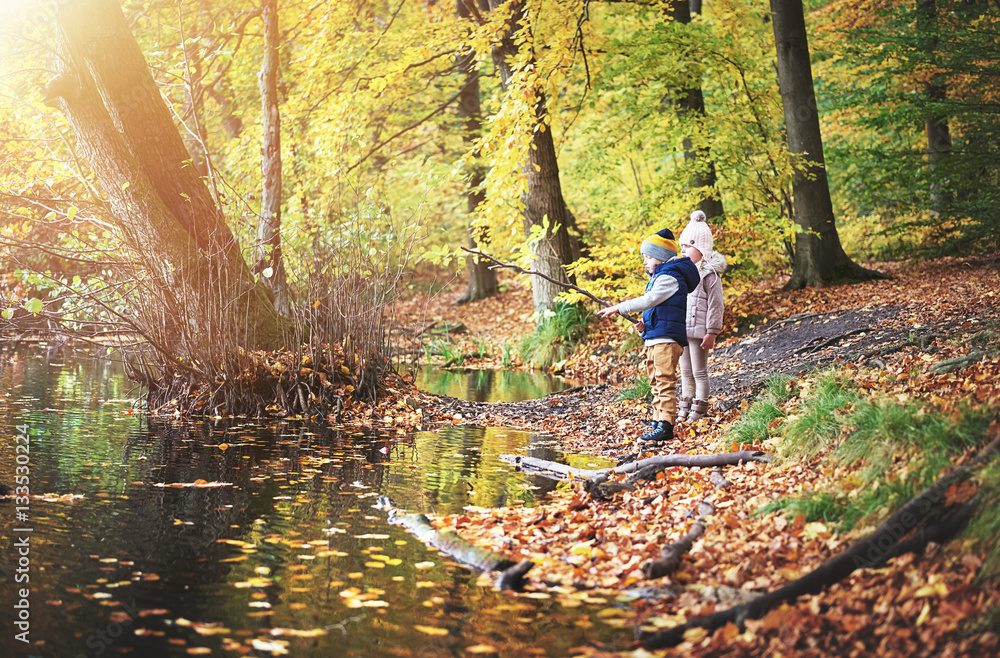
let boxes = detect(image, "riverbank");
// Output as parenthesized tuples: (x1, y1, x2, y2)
(392, 256, 1000, 656)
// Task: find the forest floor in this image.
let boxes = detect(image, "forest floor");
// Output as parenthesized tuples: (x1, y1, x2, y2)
(387, 255, 1000, 657)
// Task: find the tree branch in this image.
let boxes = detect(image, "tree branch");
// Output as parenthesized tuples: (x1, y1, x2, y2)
(461, 247, 639, 323)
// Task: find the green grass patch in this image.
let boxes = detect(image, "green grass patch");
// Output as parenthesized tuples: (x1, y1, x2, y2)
(501, 340, 514, 368)
(616, 375, 651, 402)
(721, 374, 795, 448)
(758, 492, 841, 523)
(426, 335, 465, 367)
(519, 301, 591, 369)
(780, 371, 862, 457)
(838, 400, 991, 483)
(759, 376, 995, 531)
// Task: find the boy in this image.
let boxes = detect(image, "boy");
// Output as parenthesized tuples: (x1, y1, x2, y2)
(597, 227, 700, 444)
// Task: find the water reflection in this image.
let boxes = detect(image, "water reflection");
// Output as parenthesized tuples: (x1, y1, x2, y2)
(0, 351, 627, 657)
(403, 366, 577, 402)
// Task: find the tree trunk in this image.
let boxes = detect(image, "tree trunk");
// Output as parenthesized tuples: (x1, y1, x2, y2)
(47, 0, 288, 351)
(770, 0, 882, 288)
(257, 0, 291, 315)
(454, 0, 498, 307)
(487, 0, 577, 316)
(917, 0, 951, 216)
(670, 0, 725, 221)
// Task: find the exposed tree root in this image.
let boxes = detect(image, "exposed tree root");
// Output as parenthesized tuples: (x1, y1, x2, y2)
(642, 471, 729, 579)
(639, 432, 1000, 650)
(129, 346, 386, 418)
(642, 519, 708, 580)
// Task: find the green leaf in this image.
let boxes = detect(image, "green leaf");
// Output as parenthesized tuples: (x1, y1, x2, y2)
(2, 308, 13, 320)
(67, 206, 79, 221)
(24, 298, 43, 315)
(261, 267, 274, 279)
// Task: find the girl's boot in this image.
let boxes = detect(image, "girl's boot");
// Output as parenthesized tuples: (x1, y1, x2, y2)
(676, 397, 693, 423)
(688, 399, 710, 423)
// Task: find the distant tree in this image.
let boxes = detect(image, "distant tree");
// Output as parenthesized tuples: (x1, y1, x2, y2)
(256, 0, 291, 314)
(454, 0, 499, 307)
(916, 0, 951, 216)
(487, 0, 578, 315)
(769, 0, 882, 288)
(668, 0, 725, 221)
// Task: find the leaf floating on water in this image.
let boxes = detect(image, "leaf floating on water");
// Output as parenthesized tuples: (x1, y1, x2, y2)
(154, 481, 234, 488)
(233, 577, 273, 589)
(415, 561, 435, 569)
(269, 627, 327, 638)
(414, 625, 449, 636)
(466, 645, 498, 654)
(251, 638, 290, 655)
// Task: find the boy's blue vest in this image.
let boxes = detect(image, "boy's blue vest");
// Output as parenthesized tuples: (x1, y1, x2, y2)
(642, 257, 700, 346)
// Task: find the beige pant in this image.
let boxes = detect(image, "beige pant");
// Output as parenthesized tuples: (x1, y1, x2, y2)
(646, 342, 683, 423)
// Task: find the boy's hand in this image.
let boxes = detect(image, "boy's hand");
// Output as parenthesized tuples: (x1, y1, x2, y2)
(634, 320, 645, 333)
(701, 333, 716, 350)
(597, 305, 619, 319)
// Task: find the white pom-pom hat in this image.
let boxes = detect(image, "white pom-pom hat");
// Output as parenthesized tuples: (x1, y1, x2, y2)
(678, 209, 713, 258)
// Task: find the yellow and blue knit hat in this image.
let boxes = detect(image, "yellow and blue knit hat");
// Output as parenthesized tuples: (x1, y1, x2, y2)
(640, 227, 678, 262)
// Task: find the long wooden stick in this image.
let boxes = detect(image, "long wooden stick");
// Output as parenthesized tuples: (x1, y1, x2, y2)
(461, 247, 639, 323)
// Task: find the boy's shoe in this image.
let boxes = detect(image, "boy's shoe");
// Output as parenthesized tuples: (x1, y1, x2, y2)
(637, 419, 658, 440)
(638, 421, 673, 444)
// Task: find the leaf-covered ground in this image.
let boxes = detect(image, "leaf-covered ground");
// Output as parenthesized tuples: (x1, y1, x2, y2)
(389, 256, 1000, 657)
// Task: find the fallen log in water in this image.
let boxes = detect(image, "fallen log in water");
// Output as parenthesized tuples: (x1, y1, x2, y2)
(640, 432, 1000, 650)
(500, 451, 773, 482)
(376, 496, 532, 591)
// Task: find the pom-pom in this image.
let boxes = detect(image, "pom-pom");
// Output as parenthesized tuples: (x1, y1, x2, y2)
(690, 210, 707, 223)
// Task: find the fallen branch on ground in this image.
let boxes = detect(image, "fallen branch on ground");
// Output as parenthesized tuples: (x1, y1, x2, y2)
(643, 519, 707, 580)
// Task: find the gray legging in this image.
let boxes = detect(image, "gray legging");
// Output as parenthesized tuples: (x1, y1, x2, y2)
(679, 339, 709, 400)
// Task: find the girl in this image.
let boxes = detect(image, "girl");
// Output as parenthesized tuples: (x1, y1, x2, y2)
(677, 210, 726, 423)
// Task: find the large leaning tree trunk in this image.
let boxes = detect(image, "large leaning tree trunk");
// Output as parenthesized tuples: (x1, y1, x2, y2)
(670, 0, 725, 221)
(454, 0, 498, 307)
(256, 0, 291, 315)
(488, 0, 577, 316)
(43, 0, 289, 352)
(770, 0, 883, 289)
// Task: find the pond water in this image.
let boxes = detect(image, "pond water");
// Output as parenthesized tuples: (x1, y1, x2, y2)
(401, 366, 579, 402)
(0, 349, 627, 658)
